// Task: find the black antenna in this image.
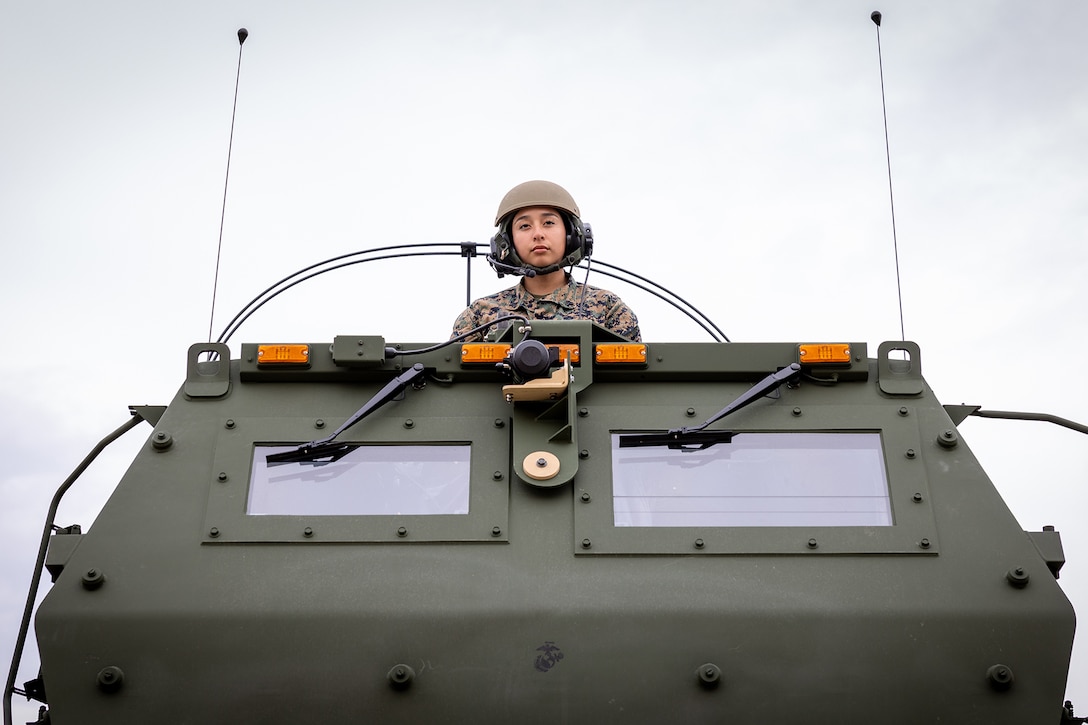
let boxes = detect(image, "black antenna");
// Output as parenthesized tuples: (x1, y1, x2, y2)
(207, 28, 249, 346)
(871, 10, 906, 343)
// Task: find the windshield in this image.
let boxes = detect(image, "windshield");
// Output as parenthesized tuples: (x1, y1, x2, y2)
(611, 432, 891, 528)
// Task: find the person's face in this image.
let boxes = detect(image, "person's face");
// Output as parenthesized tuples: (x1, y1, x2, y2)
(511, 206, 566, 268)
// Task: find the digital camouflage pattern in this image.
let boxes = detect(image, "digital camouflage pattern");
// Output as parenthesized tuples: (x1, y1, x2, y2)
(451, 274, 641, 342)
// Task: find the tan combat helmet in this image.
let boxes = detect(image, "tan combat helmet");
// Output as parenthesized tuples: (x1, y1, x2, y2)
(494, 180, 581, 226)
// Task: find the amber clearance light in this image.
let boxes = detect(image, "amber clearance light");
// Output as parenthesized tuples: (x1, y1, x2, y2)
(798, 343, 852, 364)
(257, 344, 310, 365)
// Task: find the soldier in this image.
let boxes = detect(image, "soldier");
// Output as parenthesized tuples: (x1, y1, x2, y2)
(451, 180, 641, 342)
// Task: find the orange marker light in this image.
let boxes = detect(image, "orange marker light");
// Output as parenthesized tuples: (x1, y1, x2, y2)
(460, 343, 511, 364)
(257, 344, 310, 365)
(798, 343, 852, 364)
(595, 343, 647, 364)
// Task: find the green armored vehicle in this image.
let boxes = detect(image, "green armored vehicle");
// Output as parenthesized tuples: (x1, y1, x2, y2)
(6, 304, 1080, 722)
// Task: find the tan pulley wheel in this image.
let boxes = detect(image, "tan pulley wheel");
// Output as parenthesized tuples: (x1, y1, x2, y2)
(523, 451, 560, 481)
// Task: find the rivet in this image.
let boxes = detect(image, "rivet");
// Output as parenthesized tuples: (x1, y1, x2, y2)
(686, 408, 696, 417)
(912, 492, 923, 503)
(1006, 567, 1030, 589)
(209, 527, 220, 538)
(303, 527, 313, 538)
(217, 472, 228, 482)
(491, 526, 502, 537)
(403, 419, 414, 429)
(792, 407, 802, 416)
(807, 538, 818, 549)
(96, 666, 125, 693)
(986, 664, 1014, 691)
(388, 664, 415, 690)
(579, 407, 589, 417)
(315, 419, 325, 429)
(937, 429, 959, 448)
(919, 538, 931, 549)
(696, 663, 721, 689)
(898, 407, 909, 416)
(581, 538, 592, 549)
(397, 527, 408, 538)
(81, 568, 105, 590)
(225, 419, 235, 429)
(906, 449, 916, 459)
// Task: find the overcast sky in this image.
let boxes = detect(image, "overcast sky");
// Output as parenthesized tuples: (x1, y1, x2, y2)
(3, 1, 1087, 719)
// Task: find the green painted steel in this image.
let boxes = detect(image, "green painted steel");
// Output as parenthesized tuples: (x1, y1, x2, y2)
(32, 324, 1074, 723)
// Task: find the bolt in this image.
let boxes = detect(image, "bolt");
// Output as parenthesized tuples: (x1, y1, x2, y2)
(536, 457, 547, 467)
(581, 492, 591, 503)
(218, 472, 228, 482)
(694, 538, 705, 549)
(807, 538, 818, 549)
(315, 419, 325, 429)
(906, 449, 916, 459)
(225, 419, 235, 429)
(494, 418, 505, 428)
(581, 538, 592, 549)
(303, 527, 313, 538)
(493, 471, 504, 480)
(919, 538, 931, 549)
(912, 492, 923, 503)
(899, 407, 909, 416)
(579, 449, 590, 459)
(792, 407, 802, 416)
(491, 526, 502, 537)
(209, 527, 220, 538)
(81, 569, 105, 590)
(986, 664, 1014, 691)
(404, 419, 414, 429)
(96, 666, 125, 693)
(686, 407, 696, 417)
(1007, 567, 1030, 589)
(397, 527, 408, 538)
(579, 407, 589, 417)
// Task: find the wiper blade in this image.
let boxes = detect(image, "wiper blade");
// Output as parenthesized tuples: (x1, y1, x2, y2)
(619, 363, 801, 449)
(618, 429, 734, 451)
(266, 363, 426, 465)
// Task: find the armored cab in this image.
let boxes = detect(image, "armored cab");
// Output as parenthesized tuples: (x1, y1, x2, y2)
(30, 322, 1075, 723)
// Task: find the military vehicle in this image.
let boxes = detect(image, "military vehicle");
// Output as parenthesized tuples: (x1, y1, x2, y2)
(4, 245, 1083, 724)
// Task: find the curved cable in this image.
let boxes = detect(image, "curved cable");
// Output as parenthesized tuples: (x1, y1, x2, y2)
(579, 259, 730, 342)
(217, 242, 729, 344)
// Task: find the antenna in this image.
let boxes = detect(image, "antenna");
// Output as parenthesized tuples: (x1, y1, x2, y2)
(871, 11, 906, 343)
(207, 28, 249, 347)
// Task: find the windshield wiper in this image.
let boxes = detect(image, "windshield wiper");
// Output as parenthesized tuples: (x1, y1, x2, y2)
(266, 363, 426, 465)
(619, 363, 801, 450)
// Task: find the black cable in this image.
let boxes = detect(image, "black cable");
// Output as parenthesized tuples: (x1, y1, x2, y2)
(218, 247, 467, 344)
(394, 314, 531, 356)
(4, 413, 148, 725)
(578, 259, 730, 342)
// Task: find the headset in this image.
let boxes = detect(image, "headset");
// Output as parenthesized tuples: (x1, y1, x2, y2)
(487, 211, 594, 278)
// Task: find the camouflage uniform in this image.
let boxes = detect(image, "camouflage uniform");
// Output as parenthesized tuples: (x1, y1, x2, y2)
(451, 274, 641, 342)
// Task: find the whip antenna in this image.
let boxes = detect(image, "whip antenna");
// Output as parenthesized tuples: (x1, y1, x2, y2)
(871, 11, 906, 343)
(207, 28, 249, 346)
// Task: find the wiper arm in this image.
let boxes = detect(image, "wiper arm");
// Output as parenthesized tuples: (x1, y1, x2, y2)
(266, 363, 426, 464)
(620, 363, 801, 450)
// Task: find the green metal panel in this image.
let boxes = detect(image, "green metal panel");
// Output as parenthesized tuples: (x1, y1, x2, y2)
(32, 328, 1075, 724)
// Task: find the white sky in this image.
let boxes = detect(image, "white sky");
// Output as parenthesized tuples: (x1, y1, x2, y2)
(3, 1, 1087, 719)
